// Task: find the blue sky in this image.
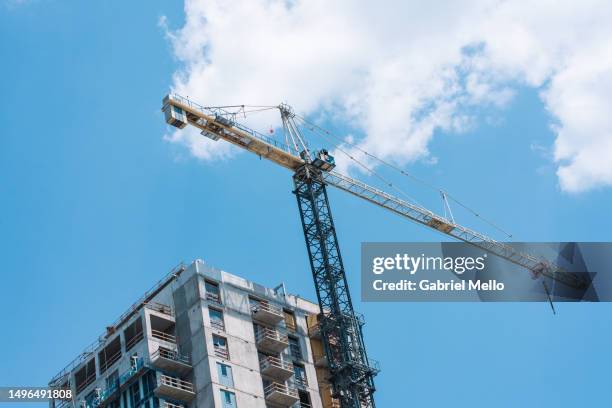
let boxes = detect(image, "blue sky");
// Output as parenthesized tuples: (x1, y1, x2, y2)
(2, 1, 612, 407)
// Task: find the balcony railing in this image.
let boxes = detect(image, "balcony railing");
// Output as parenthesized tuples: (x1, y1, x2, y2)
(251, 301, 284, 325)
(260, 355, 293, 371)
(151, 329, 176, 344)
(259, 356, 294, 380)
(206, 291, 222, 305)
(264, 383, 298, 397)
(100, 350, 121, 373)
(75, 372, 96, 394)
(150, 347, 192, 376)
(155, 375, 195, 402)
(159, 375, 193, 392)
(153, 348, 190, 364)
(214, 346, 229, 359)
(264, 382, 299, 406)
(210, 319, 225, 331)
(125, 331, 144, 351)
(253, 301, 283, 314)
(256, 327, 289, 353)
(256, 327, 288, 343)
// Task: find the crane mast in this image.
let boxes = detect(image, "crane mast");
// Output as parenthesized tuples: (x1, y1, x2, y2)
(294, 163, 377, 407)
(280, 104, 377, 406)
(162, 93, 586, 407)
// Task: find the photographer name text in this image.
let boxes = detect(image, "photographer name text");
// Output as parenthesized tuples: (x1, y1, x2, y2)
(372, 279, 504, 292)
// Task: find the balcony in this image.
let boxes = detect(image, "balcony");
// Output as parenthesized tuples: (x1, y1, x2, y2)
(150, 347, 192, 376)
(256, 327, 289, 354)
(154, 375, 195, 402)
(251, 301, 284, 325)
(150, 314, 177, 348)
(152, 329, 177, 345)
(263, 383, 299, 406)
(259, 356, 293, 381)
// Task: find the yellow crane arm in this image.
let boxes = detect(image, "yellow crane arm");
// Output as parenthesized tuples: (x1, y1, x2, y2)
(162, 93, 587, 290)
(163, 94, 303, 170)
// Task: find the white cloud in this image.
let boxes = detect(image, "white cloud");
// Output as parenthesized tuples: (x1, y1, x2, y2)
(163, 126, 236, 161)
(162, 0, 612, 193)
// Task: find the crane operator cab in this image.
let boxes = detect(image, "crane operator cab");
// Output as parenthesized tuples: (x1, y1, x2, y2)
(312, 149, 336, 171)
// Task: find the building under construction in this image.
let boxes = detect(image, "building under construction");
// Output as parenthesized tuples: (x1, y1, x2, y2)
(49, 260, 342, 408)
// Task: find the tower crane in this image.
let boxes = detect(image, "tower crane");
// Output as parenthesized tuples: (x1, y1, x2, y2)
(162, 93, 587, 408)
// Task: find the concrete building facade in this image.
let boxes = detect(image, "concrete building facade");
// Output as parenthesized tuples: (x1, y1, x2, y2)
(49, 260, 338, 408)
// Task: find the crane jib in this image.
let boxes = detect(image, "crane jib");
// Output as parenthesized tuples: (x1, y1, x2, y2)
(323, 171, 587, 290)
(162, 93, 587, 291)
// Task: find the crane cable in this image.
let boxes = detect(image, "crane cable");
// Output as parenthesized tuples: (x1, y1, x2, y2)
(294, 114, 513, 239)
(240, 107, 279, 115)
(203, 105, 278, 122)
(293, 117, 428, 210)
(203, 104, 278, 110)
